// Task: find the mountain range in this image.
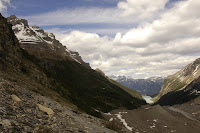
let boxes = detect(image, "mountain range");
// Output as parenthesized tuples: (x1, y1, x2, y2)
(109, 75, 164, 96)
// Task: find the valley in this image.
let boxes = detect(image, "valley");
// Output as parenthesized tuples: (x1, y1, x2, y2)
(0, 5, 200, 133)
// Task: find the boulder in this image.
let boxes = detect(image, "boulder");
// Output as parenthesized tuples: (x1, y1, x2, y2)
(11, 94, 22, 102)
(37, 104, 54, 117)
(2, 119, 11, 127)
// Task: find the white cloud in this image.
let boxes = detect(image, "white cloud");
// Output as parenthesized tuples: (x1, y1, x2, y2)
(23, 8, 123, 26)
(0, 0, 10, 13)
(43, 0, 200, 78)
(22, 0, 168, 26)
(118, 0, 169, 18)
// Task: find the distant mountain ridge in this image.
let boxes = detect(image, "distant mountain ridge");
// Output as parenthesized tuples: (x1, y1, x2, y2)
(95, 69, 145, 101)
(109, 75, 164, 96)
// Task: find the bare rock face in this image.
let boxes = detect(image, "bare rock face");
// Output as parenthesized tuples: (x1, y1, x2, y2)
(7, 15, 90, 68)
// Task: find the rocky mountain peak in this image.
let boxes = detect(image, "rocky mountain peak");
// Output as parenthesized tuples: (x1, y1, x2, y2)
(7, 15, 90, 68)
(7, 15, 28, 27)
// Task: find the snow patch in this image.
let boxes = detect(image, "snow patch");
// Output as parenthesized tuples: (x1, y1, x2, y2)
(109, 118, 113, 122)
(94, 109, 100, 113)
(150, 123, 156, 129)
(13, 23, 39, 42)
(70, 53, 82, 64)
(194, 90, 200, 94)
(71, 57, 81, 64)
(153, 119, 158, 122)
(171, 130, 176, 132)
(104, 112, 111, 116)
(115, 112, 133, 131)
(30, 26, 53, 45)
(193, 65, 199, 76)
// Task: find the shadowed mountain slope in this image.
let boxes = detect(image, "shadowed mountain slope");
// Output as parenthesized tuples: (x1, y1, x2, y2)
(0, 14, 145, 118)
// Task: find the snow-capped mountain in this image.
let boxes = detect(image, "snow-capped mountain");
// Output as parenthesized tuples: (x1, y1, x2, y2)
(109, 75, 164, 96)
(155, 58, 200, 103)
(7, 15, 90, 68)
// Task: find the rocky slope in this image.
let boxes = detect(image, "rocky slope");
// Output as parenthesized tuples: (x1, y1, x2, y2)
(155, 58, 200, 103)
(0, 77, 116, 133)
(109, 75, 164, 96)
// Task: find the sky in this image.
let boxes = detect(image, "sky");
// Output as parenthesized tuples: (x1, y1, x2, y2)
(1, 0, 200, 79)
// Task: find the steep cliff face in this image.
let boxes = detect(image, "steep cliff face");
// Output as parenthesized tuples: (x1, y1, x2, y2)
(155, 58, 200, 104)
(7, 15, 90, 68)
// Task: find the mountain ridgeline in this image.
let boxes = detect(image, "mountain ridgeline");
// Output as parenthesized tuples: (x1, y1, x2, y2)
(155, 58, 200, 105)
(0, 14, 146, 118)
(109, 75, 164, 96)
